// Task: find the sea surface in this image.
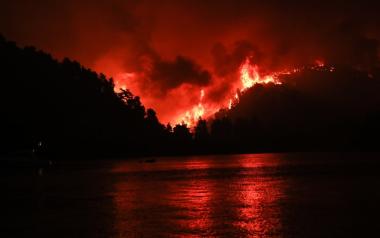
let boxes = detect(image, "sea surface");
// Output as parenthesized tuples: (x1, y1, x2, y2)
(1, 153, 380, 237)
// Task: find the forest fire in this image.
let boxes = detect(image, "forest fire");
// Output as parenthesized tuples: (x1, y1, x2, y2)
(172, 58, 336, 126)
(111, 56, 333, 127)
(174, 89, 206, 126)
(1, 0, 377, 132)
(173, 57, 286, 126)
(2, 1, 380, 236)
(239, 58, 281, 90)
(114, 72, 136, 92)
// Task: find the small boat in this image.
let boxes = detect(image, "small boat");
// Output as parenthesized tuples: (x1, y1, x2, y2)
(144, 158, 156, 163)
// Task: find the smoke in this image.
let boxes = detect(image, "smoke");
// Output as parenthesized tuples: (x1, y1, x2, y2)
(1, 0, 380, 123)
(149, 56, 211, 92)
(322, 22, 380, 70)
(212, 41, 262, 78)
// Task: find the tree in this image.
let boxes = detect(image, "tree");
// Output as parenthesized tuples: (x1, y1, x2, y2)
(194, 119, 209, 142)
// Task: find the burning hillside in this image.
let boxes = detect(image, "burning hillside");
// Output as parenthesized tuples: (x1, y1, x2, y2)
(112, 56, 336, 127)
(1, 0, 379, 130)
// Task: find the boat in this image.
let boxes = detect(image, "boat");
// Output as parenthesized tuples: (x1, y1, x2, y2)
(144, 158, 156, 163)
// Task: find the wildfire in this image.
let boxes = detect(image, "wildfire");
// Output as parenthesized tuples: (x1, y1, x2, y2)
(228, 99, 233, 110)
(114, 72, 136, 92)
(175, 89, 206, 127)
(175, 57, 285, 125)
(112, 57, 334, 128)
(315, 59, 325, 67)
(239, 58, 282, 91)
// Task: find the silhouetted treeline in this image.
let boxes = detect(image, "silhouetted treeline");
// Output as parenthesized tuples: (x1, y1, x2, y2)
(1, 35, 380, 159)
(0, 35, 178, 158)
(203, 66, 380, 153)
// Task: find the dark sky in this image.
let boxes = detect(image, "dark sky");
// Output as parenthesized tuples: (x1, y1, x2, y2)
(1, 0, 379, 122)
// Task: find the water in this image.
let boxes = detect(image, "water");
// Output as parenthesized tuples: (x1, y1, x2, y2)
(1, 153, 380, 237)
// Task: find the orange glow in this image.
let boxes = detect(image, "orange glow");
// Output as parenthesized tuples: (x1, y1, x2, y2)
(239, 58, 282, 92)
(175, 89, 206, 126)
(110, 154, 285, 236)
(315, 59, 325, 67)
(111, 57, 335, 127)
(200, 89, 205, 100)
(174, 57, 287, 126)
(114, 72, 136, 92)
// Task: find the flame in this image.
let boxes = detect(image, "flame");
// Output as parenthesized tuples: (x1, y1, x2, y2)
(114, 72, 136, 92)
(239, 58, 282, 92)
(315, 59, 325, 67)
(112, 57, 335, 127)
(161, 57, 287, 126)
(200, 89, 205, 100)
(240, 60, 259, 89)
(174, 57, 285, 125)
(174, 89, 206, 127)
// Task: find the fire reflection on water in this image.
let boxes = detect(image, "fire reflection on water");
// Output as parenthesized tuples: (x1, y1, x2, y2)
(111, 155, 285, 237)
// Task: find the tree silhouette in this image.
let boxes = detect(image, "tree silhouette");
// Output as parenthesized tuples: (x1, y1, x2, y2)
(0, 35, 171, 158)
(1, 34, 380, 157)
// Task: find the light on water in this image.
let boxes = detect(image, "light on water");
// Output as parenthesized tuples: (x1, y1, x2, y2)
(2, 153, 380, 237)
(112, 154, 285, 237)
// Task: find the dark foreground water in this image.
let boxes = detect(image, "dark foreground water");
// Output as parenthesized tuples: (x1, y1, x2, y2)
(1, 153, 380, 237)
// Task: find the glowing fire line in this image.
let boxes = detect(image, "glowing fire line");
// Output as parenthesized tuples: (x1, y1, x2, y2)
(113, 57, 333, 127)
